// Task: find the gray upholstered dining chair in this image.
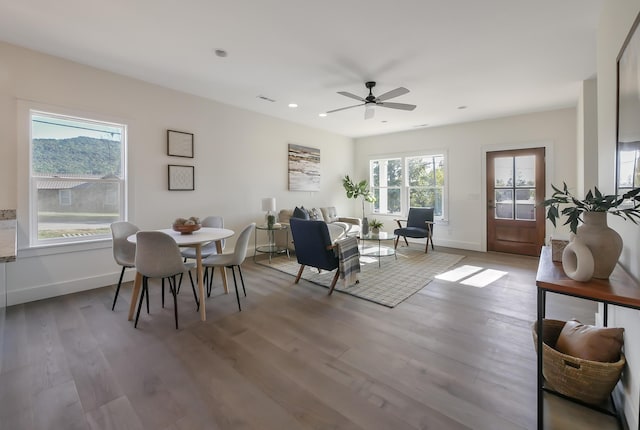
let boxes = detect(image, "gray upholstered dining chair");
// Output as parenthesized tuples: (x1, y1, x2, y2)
(134, 231, 199, 329)
(202, 223, 255, 312)
(110, 221, 139, 311)
(181, 215, 225, 297)
(394, 207, 435, 253)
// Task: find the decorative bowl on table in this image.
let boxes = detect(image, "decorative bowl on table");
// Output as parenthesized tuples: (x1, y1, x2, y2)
(172, 217, 201, 234)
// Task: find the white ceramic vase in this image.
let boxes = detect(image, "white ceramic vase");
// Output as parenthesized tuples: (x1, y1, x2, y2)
(574, 212, 623, 279)
(562, 237, 594, 282)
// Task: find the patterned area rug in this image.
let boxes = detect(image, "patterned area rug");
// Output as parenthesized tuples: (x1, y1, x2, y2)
(258, 247, 465, 308)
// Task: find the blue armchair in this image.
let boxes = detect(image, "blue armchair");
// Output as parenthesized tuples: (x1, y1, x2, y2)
(289, 217, 340, 294)
(394, 207, 435, 253)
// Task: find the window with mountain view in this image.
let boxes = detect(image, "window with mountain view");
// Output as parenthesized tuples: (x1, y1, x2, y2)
(370, 153, 446, 219)
(30, 111, 126, 245)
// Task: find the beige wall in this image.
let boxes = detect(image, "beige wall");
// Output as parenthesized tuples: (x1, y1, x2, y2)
(598, 1, 640, 428)
(0, 41, 354, 304)
(354, 108, 578, 250)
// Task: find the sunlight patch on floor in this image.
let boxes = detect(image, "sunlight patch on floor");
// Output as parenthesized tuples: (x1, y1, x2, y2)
(435, 265, 484, 282)
(435, 265, 508, 288)
(460, 269, 508, 288)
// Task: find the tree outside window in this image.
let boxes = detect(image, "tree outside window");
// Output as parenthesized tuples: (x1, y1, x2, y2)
(370, 153, 446, 218)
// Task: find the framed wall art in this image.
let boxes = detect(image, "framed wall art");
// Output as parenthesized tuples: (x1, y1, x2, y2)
(616, 11, 640, 194)
(168, 164, 194, 191)
(167, 130, 194, 158)
(288, 143, 320, 191)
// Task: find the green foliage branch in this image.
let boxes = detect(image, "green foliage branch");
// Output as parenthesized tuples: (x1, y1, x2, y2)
(541, 182, 640, 234)
(343, 175, 376, 219)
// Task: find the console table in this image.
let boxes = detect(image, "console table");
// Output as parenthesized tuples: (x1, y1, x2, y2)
(536, 246, 640, 429)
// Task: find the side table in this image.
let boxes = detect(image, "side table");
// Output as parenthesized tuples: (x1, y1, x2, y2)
(536, 246, 640, 429)
(254, 224, 290, 263)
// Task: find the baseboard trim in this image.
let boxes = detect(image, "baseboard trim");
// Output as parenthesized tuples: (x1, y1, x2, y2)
(7, 269, 136, 306)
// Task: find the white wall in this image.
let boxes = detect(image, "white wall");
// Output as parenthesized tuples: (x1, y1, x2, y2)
(577, 78, 599, 196)
(354, 108, 577, 251)
(598, 2, 640, 428)
(0, 41, 354, 304)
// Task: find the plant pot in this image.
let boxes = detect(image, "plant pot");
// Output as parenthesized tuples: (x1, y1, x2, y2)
(575, 212, 623, 279)
(371, 227, 380, 234)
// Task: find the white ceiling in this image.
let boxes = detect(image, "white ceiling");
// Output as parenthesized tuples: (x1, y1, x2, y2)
(0, 0, 605, 138)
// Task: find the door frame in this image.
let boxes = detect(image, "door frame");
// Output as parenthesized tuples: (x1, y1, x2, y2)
(480, 140, 555, 252)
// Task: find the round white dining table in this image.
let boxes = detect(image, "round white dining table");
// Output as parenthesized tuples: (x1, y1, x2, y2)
(127, 227, 235, 322)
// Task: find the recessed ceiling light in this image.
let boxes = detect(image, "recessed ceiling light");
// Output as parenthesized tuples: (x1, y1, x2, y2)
(413, 123, 429, 127)
(214, 49, 228, 58)
(381, 120, 388, 123)
(288, 103, 298, 108)
(257, 95, 276, 102)
(457, 105, 468, 110)
(318, 113, 327, 117)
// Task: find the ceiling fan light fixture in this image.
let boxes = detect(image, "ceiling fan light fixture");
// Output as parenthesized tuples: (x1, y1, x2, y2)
(365, 103, 375, 120)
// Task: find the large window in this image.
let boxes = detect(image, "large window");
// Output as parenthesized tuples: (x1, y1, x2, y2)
(30, 111, 127, 245)
(370, 153, 446, 218)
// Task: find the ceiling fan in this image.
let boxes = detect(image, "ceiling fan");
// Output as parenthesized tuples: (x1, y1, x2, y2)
(326, 81, 417, 119)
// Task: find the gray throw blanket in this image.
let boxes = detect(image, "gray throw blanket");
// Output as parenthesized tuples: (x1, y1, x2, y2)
(335, 236, 360, 286)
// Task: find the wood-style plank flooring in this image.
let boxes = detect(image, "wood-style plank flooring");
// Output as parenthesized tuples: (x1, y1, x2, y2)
(0, 247, 620, 429)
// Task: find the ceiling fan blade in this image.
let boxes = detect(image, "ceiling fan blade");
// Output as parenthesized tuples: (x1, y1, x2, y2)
(376, 87, 409, 101)
(337, 91, 366, 102)
(326, 103, 364, 114)
(378, 101, 417, 111)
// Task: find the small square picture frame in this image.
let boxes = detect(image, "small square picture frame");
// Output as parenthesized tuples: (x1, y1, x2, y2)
(168, 164, 194, 191)
(167, 130, 194, 158)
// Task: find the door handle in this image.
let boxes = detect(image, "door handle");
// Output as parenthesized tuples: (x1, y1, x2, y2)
(488, 205, 496, 209)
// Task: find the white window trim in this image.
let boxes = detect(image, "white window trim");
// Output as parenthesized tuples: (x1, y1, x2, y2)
(369, 149, 449, 221)
(17, 100, 129, 254)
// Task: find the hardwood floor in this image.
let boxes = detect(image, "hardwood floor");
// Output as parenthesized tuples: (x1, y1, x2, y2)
(0, 247, 620, 429)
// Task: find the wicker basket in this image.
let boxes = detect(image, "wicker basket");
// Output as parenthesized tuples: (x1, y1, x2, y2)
(532, 319, 625, 405)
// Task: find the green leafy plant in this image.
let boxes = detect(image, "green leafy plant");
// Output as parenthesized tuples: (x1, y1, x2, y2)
(368, 219, 383, 229)
(541, 182, 640, 234)
(342, 175, 376, 218)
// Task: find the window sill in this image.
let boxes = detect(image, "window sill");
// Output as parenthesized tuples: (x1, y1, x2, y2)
(18, 238, 111, 258)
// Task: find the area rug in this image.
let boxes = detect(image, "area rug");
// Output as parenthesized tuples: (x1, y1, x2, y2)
(257, 248, 465, 308)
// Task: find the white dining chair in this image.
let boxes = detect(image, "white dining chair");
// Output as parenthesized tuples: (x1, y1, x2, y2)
(134, 231, 199, 329)
(202, 223, 255, 311)
(110, 221, 139, 311)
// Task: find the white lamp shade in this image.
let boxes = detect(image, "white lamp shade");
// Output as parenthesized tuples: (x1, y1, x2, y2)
(261, 197, 276, 212)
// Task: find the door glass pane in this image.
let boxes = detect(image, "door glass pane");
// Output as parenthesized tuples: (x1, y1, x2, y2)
(515, 189, 535, 220)
(495, 189, 513, 219)
(514, 155, 535, 187)
(494, 157, 513, 187)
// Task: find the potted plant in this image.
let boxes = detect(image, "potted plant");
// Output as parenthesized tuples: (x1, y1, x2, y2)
(368, 219, 383, 234)
(542, 182, 640, 278)
(343, 174, 376, 234)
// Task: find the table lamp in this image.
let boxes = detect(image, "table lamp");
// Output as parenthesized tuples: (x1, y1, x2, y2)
(261, 197, 276, 228)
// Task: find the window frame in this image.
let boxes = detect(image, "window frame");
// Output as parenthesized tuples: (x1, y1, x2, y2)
(26, 108, 128, 248)
(369, 150, 448, 220)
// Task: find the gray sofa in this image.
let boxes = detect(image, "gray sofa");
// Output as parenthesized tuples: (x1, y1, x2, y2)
(275, 206, 362, 251)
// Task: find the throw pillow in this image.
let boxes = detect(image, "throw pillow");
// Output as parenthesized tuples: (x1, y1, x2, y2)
(555, 319, 624, 363)
(311, 208, 324, 221)
(292, 206, 309, 220)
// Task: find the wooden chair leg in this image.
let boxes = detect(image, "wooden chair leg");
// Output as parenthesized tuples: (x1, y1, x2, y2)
(328, 271, 340, 295)
(403, 236, 409, 247)
(295, 265, 305, 283)
(394, 236, 400, 249)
